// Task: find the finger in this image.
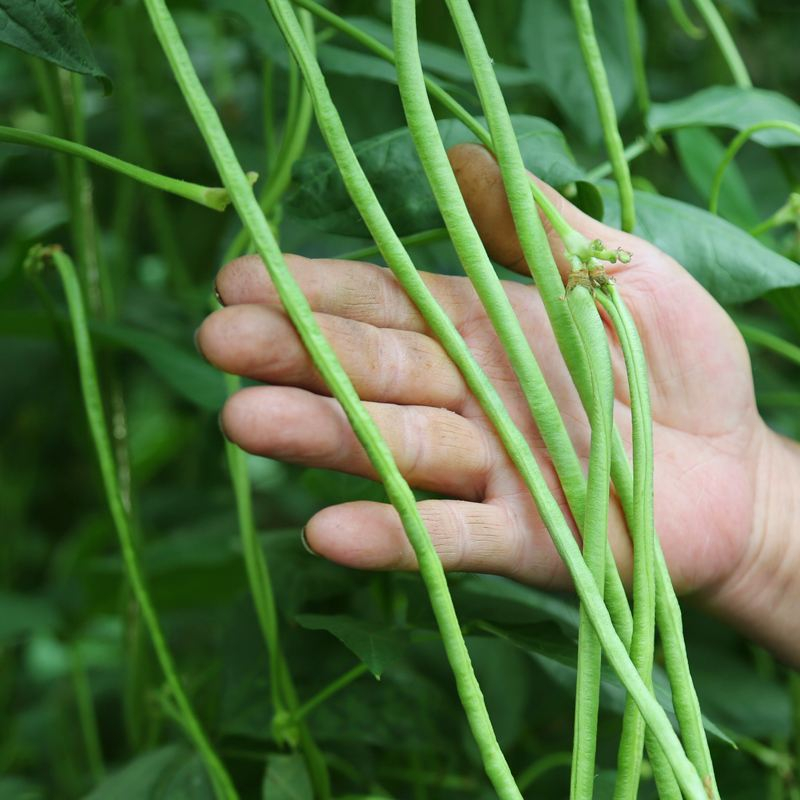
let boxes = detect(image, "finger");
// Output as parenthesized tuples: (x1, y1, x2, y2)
(221, 386, 496, 500)
(447, 142, 650, 280)
(215, 253, 477, 335)
(303, 498, 569, 587)
(198, 304, 467, 411)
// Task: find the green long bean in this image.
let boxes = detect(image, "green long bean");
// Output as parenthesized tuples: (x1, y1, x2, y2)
(569, 0, 636, 232)
(260, 0, 705, 795)
(38, 247, 238, 800)
(565, 285, 614, 800)
(443, 1, 716, 791)
(596, 287, 659, 800)
(142, 0, 521, 796)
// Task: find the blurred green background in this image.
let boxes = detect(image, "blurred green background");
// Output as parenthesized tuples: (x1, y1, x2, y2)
(2, 0, 800, 798)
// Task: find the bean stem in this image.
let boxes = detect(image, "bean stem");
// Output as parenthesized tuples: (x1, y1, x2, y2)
(622, 0, 650, 117)
(689, 0, 751, 88)
(142, 0, 520, 795)
(566, 286, 614, 800)
(738, 323, 800, 367)
(667, 0, 706, 40)
(39, 247, 238, 800)
(709, 121, 800, 215)
(569, 0, 636, 232)
(0, 125, 235, 212)
(292, 663, 370, 722)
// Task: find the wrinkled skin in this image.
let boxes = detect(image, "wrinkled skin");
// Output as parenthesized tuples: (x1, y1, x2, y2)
(197, 143, 800, 664)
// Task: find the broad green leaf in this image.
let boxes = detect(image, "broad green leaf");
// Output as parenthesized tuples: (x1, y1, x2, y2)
(0, 0, 109, 89)
(262, 753, 313, 800)
(84, 745, 213, 800)
(294, 614, 408, 678)
(673, 127, 760, 229)
(516, 0, 635, 138)
(650, 87, 800, 146)
(600, 185, 800, 303)
(287, 116, 587, 238)
(483, 622, 734, 745)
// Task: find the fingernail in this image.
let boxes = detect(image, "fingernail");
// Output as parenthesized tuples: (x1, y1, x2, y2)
(214, 282, 225, 307)
(300, 527, 318, 557)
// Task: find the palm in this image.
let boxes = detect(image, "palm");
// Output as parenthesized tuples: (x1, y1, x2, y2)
(198, 163, 763, 601)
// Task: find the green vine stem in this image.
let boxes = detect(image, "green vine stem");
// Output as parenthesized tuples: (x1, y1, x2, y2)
(585, 135, 654, 182)
(0, 125, 239, 212)
(749, 192, 800, 238)
(709, 121, 800, 215)
(335, 226, 450, 261)
(667, 0, 706, 40)
(142, 0, 522, 796)
(69, 645, 105, 784)
(689, 0, 751, 88)
(569, 0, 636, 232)
(444, 1, 716, 794)
(596, 287, 661, 800)
(622, 0, 650, 117)
(260, 0, 705, 794)
(291, 663, 370, 723)
(738, 323, 800, 368)
(32, 246, 238, 800)
(565, 285, 614, 800)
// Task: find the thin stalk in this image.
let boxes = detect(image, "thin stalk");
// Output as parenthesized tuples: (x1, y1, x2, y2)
(710, 121, 800, 215)
(667, 0, 705, 40)
(292, 663, 370, 722)
(259, 1, 705, 795)
(335, 227, 449, 261)
(596, 287, 658, 800)
(141, 1, 521, 795)
(516, 752, 572, 792)
(70, 646, 105, 783)
(738, 323, 800, 367)
(748, 193, 800, 237)
(37, 247, 238, 800)
(569, 0, 636, 231)
(0, 125, 235, 212)
(586, 136, 653, 182)
(622, 0, 650, 117)
(444, 2, 713, 794)
(689, 0, 751, 87)
(566, 286, 614, 800)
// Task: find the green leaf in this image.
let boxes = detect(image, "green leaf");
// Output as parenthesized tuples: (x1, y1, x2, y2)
(262, 753, 313, 800)
(0, 0, 109, 90)
(650, 87, 800, 146)
(294, 614, 409, 678)
(600, 185, 800, 303)
(516, 0, 635, 138)
(673, 127, 760, 229)
(0, 592, 57, 645)
(287, 115, 586, 238)
(84, 745, 213, 800)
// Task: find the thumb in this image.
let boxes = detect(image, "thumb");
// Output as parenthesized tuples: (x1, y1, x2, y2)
(446, 142, 643, 280)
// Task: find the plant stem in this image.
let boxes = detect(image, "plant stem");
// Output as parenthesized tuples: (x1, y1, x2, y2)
(738, 323, 800, 367)
(0, 125, 234, 212)
(566, 286, 614, 800)
(596, 287, 662, 800)
(689, 0, 751, 87)
(622, 0, 650, 117)
(292, 663, 370, 722)
(38, 246, 238, 800)
(569, 0, 636, 231)
(516, 752, 573, 792)
(586, 136, 653, 183)
(710, 121, 800, 215)
(70, 646, 105, 784)
(141, 0, 521, 795)
(667, 0, 706, 39)
(335, 227, 449, 261)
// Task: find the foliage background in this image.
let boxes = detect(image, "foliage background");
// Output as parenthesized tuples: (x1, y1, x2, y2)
(1, 0, 799, 798)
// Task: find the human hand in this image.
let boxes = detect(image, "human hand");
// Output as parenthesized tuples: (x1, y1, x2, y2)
(197, 143, 800, 663)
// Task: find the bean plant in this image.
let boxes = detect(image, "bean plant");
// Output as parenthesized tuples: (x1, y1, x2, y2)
(2, 1, 800, 799)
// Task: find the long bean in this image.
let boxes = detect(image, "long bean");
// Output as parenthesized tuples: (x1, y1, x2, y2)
(444, 1, 716, 791)
(565, 285, 614, 800)
(38, 247, 238, 800)
(258, 0, 706, 795)
(142, 0, 523, 796)
(596, 287, 658, 800)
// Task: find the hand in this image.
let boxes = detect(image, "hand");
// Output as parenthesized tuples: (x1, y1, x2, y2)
(197, 144, 800, 663)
